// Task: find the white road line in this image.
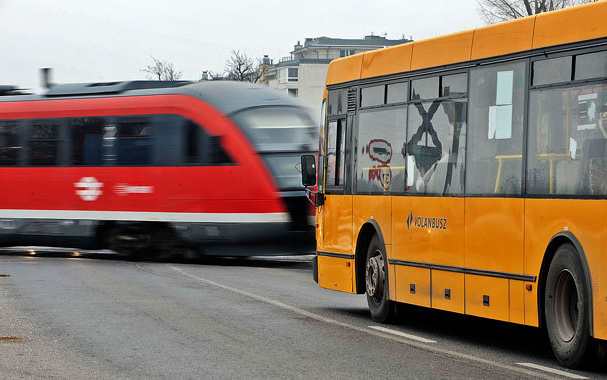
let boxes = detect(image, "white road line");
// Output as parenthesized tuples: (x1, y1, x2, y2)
(167, 265, 555, 380)
(368, 325, 436, 344)
(517, 363, 589, 379)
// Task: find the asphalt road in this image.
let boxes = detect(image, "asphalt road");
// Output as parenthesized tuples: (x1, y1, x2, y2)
(0, 250, 604, 379)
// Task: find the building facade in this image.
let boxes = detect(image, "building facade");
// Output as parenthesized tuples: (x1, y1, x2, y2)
(261, 35, 412, 123)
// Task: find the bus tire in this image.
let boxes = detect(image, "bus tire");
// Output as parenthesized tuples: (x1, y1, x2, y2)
(365, 235, 395, 323)
(545, 243, 591, 368)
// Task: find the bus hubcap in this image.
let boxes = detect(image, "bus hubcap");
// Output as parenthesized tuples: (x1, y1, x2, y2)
(366, 252, 384, 299)
(554, 269, 579, 342)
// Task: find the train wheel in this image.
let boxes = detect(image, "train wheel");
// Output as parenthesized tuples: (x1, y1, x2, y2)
(365, 235, 395, 323)
(545, 243, 592, 368)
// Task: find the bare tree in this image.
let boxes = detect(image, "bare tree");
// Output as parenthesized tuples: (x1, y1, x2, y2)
(224, 50, 269, 83)
(142, 56, 183, 81)
(477, 0, 599, 24)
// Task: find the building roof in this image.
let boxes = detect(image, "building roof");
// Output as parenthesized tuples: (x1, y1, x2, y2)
(291, 35, 411, 54)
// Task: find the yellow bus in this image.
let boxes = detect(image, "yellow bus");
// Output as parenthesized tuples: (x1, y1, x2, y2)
(301, 2, 607, 368)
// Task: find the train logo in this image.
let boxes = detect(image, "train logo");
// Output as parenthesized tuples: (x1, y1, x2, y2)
(74, 177, 103, 201)
(114, 183, 154, 196)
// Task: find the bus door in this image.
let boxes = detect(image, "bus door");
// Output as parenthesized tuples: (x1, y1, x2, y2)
(319, 89, 354, 292)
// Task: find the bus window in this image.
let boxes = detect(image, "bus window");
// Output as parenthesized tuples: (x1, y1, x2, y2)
(326, 120, 347, 188)
(532, 56, 572, 86)
(319, 99, 327, 192)
(574, 51, 607, 81)
(387, 82, 408, 104)
(28, 119, 61, 166)
(405, 100, 466, 195)
(527, 83, 607, 196)
(0, 120, 21, 166)
(356, 107, 406, 194)
(328, 89, 348, 115)
(466, 61, 526, 195)
(411, 77, 439, 101)
(360, 85, 385, 108)
(71, 117, 104, 166)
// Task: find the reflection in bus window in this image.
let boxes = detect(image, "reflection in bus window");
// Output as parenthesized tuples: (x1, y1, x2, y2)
(527, 83, 607, 196)
(466, 61, 526, 195)
(356, 108, 406, 194)
(405, 100, 466, 195)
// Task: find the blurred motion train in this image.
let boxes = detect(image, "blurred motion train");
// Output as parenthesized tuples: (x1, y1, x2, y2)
(0, 80, 317, 256)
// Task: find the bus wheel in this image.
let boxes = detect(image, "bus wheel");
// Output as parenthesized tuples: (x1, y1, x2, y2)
(365, 235, 395, 323)
(545, 243, 591, 368)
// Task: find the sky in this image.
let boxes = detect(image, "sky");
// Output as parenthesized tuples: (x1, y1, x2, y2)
(0, 0, 484, 93)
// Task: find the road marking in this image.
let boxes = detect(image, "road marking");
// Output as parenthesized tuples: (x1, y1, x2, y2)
(516, 363, 588, 379)
(167, 265, 554, 380)
(368, 325, 436, 344)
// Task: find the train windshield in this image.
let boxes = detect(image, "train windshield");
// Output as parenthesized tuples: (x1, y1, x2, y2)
(235, 107, 316, 152)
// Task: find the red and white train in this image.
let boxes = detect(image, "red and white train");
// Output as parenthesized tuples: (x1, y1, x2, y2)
(0, 80, 317, 256)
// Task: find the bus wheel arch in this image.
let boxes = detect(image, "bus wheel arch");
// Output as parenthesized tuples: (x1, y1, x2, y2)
(539, 232, 593, 337)
(540, 233, 595, 368)
(355, 221, 387, 295)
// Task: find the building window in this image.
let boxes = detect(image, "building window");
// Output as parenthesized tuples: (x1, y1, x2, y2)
(288, 88, 298, 98)
(340, 49, 356, 57)
(288, 68, 298, 82)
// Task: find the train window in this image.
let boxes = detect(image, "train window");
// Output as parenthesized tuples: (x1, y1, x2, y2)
(115, 118, 152, 165)
(208, 135, 232, 164)
(184, 120, 213, 164)
(0, 120, 21, 166)
(71, 118, 104, 165)
(28, 119, 61, 166)
(533, 56, 572, 86)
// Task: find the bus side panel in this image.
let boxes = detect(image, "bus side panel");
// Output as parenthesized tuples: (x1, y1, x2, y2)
(465, 275, 510, 322)
(360, 44, 413, 80)
(352, 195, 392, 294)
(392, 196, 464, 308)
(410, 30, 473, 71)
(471, 17, 535, 61)
(532, 2, 607, 49)
(321, 195, 353, 254)
(465, 198, 524, 322)
(432, 271, 465, 314)
(317, 255, 353, 293)
(525, 199, 607, 338)
(394, 266, 431, 307)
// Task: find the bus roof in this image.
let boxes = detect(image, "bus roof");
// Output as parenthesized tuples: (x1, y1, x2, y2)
(0, 80, 303, 116)
(326, 1, 607, 86)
